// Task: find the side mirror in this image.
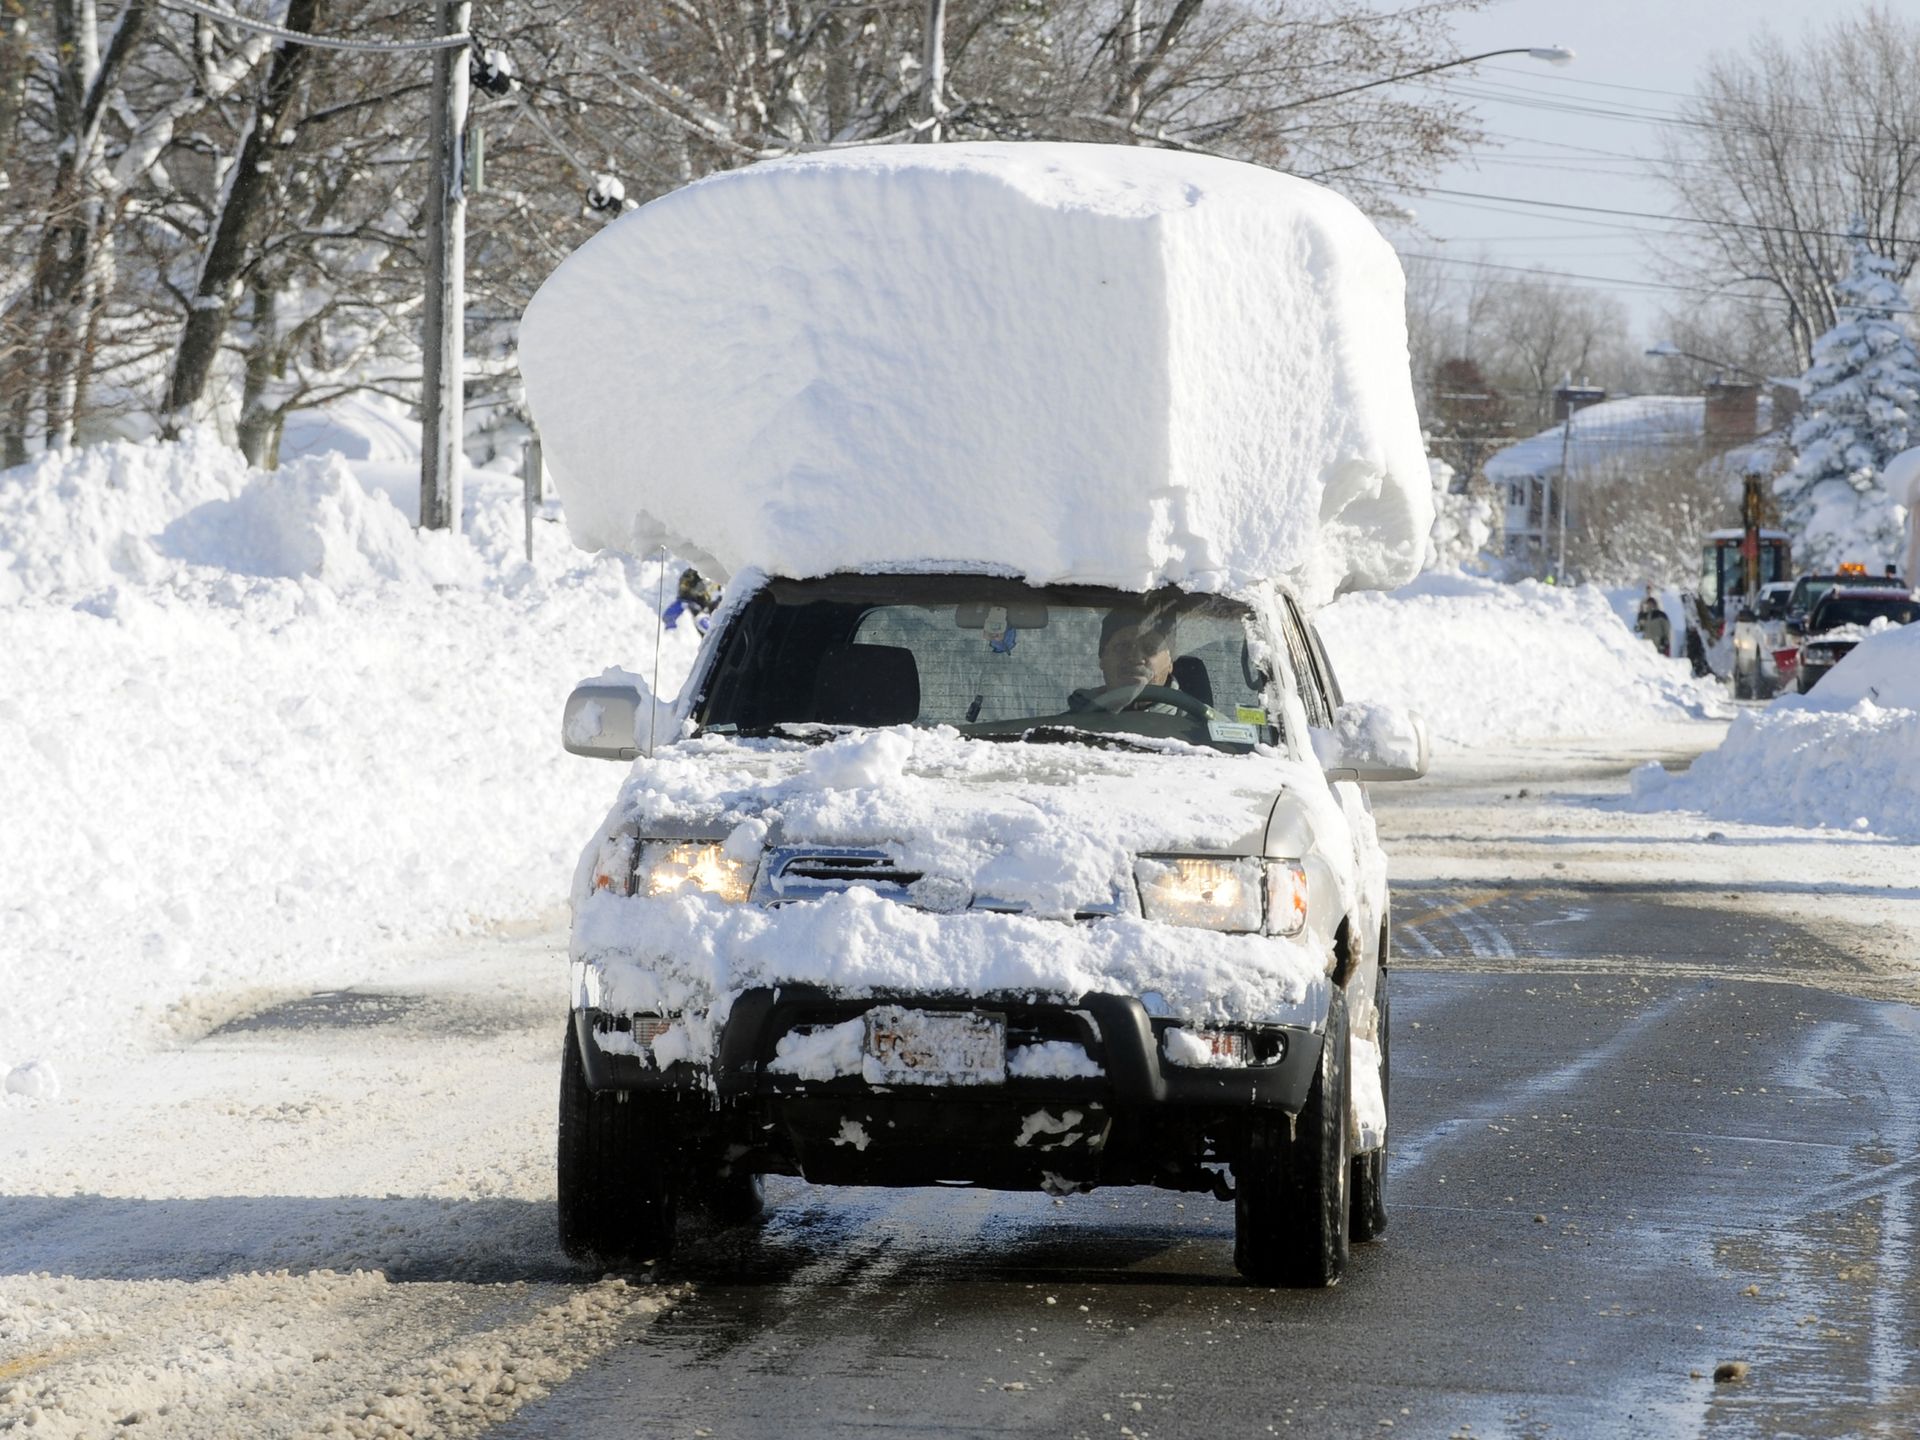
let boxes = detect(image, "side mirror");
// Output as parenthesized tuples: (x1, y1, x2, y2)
(1311, 700, 1430, 783)
(562, 669, 665, 760)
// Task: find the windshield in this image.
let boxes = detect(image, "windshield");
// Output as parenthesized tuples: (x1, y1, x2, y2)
(1790, 574, 1903, 615)
(695, 576, 1279, 753)
(1808, 594, 1920, 631)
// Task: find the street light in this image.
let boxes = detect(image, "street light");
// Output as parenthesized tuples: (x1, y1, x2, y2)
(1644, 341, 1770, 383)
(1278, 45, 1574, 111)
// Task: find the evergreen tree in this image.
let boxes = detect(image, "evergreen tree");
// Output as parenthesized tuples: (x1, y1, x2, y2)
(1780, 221, 1918, 571)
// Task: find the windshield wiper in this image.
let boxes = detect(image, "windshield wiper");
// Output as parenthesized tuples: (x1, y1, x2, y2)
(978, 725, 1166, 753)
(706, 722, 841, 744)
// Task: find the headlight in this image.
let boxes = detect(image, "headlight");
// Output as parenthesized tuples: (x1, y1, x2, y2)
(636, 841, 753, 903)
(1134, 856, 1308, 936)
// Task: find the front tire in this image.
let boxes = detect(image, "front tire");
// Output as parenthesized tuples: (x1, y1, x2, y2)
(1349, 967, 1389, 1243)
(557, 1027, 678, 1265)
(1234, 988, 1351, 1287)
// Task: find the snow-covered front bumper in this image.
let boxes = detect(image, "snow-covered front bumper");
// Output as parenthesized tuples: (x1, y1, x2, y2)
(572, 986, 1326, 1116)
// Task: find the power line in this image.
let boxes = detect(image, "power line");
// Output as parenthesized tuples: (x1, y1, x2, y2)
(159, 0, 468, 52)
(1480, 60, 1902, 132)
(1429, 75, 1907, 150)
(1397, 249, 1795, 306)
(1407, 185, 1920, 247)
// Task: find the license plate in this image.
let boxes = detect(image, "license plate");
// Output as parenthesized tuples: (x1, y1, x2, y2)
(863, 1006, 1006, 1086)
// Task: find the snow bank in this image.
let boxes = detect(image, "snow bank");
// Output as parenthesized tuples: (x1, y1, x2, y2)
(1316, 571, 1727, 746)
(0, 435, 701, 1087)
(1627, 622, 1920, 838)
(520, 142, 1430, 603)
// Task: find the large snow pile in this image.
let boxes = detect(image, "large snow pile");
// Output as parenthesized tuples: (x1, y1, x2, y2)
(1316, 571, 1727, 746)
(1627, 621, 1920, 838)
(0, 436, 699, 1093)
(521, 142, 1431, 604)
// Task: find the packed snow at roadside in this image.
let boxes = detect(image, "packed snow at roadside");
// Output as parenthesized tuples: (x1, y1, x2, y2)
(0, 432, 700, 1096)
(1627, 621, 1920, 840)
(1317, 570, 1727, 747)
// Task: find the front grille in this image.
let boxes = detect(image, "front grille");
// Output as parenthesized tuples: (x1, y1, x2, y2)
(759, 847, 922, 902)
(753, 845, 1126, 918)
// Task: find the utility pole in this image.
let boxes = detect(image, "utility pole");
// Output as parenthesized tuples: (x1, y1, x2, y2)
(419, 0, 471, 531)
(1556, 411, 1572, 579)
(917, 0, 946, 141)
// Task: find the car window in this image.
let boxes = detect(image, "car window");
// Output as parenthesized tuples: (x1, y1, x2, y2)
(1276, 595, 1333, 728)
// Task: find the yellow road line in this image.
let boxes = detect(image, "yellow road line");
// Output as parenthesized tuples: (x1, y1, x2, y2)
(1402, 886, 1553, 928)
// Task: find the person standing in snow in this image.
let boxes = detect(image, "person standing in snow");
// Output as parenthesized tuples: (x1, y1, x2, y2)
(1635, 591, 1672, 656)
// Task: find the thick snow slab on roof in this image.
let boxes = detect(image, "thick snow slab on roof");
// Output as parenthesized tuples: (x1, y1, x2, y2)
(520, 143, 1430, 603)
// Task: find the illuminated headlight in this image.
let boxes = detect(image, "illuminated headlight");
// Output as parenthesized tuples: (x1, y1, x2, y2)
(636, 841, 753, 903)
(1134, 856, 1306, 936)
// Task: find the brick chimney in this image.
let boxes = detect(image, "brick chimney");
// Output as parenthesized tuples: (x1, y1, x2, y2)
(1704, 381, 1760, 442)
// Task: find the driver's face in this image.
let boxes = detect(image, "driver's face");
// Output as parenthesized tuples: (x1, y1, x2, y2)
(1100, 623, 1173, 688)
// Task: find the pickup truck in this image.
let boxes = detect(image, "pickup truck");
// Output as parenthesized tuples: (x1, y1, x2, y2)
(557, 570, 1426, 1287)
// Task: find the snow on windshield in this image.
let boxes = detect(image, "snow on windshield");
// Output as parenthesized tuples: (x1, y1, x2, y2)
(520, 142, 1431, 606)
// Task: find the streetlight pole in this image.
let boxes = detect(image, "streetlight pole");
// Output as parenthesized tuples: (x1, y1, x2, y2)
(420, 0, 471, 533)
(1281, 45, 1573, 110)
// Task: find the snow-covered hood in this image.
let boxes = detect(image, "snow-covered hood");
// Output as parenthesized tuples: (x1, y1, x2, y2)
(586, 726, 1315, 919)
(568, 726, 1359, 1052)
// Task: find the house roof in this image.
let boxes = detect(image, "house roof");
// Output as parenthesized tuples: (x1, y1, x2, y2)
(1484, 393, 1780, 483)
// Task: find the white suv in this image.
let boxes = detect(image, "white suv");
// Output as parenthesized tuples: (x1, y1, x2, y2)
(557, 570, 1424, 1287)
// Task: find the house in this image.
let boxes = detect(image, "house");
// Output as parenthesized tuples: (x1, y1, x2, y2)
(1485, 381, 1784, 576)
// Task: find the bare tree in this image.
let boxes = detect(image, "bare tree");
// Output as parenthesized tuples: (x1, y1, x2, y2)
(1658, 4, 1920, 367)
(1564, 446, 1744, 588)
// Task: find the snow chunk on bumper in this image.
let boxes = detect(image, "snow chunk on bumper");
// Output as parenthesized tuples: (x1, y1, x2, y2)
(573, 885, 1327, 1058)
(519, 143, 1430, 604)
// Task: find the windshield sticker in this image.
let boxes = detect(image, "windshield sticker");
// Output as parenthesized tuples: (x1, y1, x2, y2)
(1235, 705, 1265, 725)
(1207, 720, 1260, 746)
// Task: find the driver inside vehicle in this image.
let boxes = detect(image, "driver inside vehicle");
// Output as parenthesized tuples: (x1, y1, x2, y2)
(1070, 607, 1185, 712)
(1100, 608, 1175, 687)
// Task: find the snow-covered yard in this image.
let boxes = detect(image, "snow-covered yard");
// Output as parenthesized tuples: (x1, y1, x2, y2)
(0, 437, 701, 1092)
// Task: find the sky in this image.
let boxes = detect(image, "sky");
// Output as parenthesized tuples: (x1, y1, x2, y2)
(1383, 0, 1837, 339)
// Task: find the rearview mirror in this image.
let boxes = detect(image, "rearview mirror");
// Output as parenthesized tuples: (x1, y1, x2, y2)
(1311, 700, 1430, 783)
(954, 601, 1049, 629)
(562, 669, 667, 760)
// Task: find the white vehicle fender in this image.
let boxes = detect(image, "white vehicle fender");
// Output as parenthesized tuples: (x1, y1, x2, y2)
(1262, 785, 1349, 966)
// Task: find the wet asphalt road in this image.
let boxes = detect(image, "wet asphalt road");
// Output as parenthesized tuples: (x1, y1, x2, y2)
(501, 884, 1920, 1440)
